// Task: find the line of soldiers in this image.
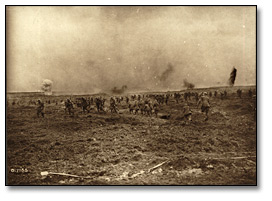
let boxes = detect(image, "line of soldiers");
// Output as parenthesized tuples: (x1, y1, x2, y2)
(153, 94, 170, 105)
(128, 98, 159, 117)
(95, 97, 106, 113)
(237, 89, 254, 98)
(35, 92, 210, 121)
(34, 88, 255, 120)
(74, 97, 106, 113)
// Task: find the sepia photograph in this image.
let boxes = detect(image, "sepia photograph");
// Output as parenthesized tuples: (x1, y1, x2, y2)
(6, 5, 256, 185)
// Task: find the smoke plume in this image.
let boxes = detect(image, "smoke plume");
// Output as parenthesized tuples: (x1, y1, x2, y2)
(111, 85, 128, 95)
(159, 63, 174, 82)
(183, 79, 195, 89)
(6, 7, 256, 93)
(228, 67, 237, 87)
(41, 79, 53, 95)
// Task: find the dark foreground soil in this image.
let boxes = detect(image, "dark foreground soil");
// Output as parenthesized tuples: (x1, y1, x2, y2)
(6, 86, 256, 185)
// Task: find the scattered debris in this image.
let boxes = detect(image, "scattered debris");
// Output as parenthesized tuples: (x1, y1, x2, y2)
(130, 170, 145, 179)
(177, 168, 203, 177)
(41, 171, 94, 179)
(207, 164, 214, 169)
(148, 160, 169, 173)
(152, 168, 163, 174)
(118, 171, 129, 180)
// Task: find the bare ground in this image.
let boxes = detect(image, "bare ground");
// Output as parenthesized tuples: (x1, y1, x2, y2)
(6, 87, 256, 185)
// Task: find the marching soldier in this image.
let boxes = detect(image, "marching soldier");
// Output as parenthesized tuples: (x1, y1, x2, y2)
(224, 90, 227, 98)
(182, 102, 192, 123)
(134, 100, 140, 115)
(195, 92, 199, 103)
(165, 94, 170, 105)
(37, 99, 45, 118)
(144, 100, 152, 116)
(237, 89, 242, 98)
(138, 99, 145, 115)
(197, 92, 210, 121)
(128, 100, 134, 114)
(81, 97, 88, 113)
(95, 97, 101, 112)
(209, 91, 212, 97)
(110, 97, 118, 113)
(220, 91, 224, 100)
(65, 99, 74, 115)
(153, 99, 159, 118)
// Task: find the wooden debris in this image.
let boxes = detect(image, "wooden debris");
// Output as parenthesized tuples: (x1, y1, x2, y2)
(212, 156, 256, 160)
(148, 160, 169, 173)
(41, 171, 94, 179)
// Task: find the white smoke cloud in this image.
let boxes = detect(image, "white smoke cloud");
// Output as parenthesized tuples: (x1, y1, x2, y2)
(41, 79, 53, 95)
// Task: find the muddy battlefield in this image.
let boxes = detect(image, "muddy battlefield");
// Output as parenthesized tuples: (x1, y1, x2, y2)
(6, 86, 256, 185)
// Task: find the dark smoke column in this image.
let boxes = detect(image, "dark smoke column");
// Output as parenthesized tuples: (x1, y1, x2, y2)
(183, 79, 195, 89)
(159, 63, 174, 82)
(111, 85, 128, 95)
(228, 67, 237, 87)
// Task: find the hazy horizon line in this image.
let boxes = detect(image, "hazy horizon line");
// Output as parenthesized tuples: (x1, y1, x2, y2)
(6, 84, 256, 94)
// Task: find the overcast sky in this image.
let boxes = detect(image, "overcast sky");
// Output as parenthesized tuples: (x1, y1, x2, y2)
(6, 6, 256, 93)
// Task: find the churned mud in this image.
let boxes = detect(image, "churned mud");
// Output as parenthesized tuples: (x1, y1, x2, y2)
(6, 86, 256, 185)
